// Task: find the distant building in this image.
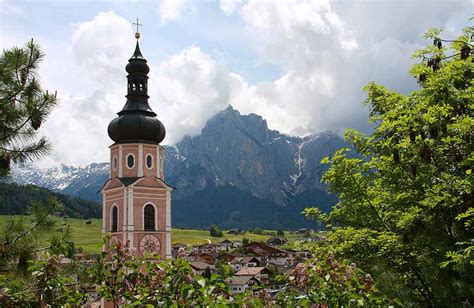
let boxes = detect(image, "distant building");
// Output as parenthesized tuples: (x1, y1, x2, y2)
(221, 252, 241, 263)
(266, 236, 288, 246)
(227, 229, 243, 235)
(296, 228, 313, 234)
(235, 266, 270, 285)
(194, 252, 217, 265)
(193, 243, 217, 254)
(226, 276, 261, 294)
(230, 256, 261, 271)
(189, 261, 215, 275)
(217, 239, 233, 251)
(244, 242, 294, 267)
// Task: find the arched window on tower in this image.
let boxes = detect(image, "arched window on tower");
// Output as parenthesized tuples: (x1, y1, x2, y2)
(111, 205, 118, 232)
(144, 204, 155, 231)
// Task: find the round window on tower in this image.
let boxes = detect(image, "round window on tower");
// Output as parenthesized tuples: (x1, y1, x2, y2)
(146, 154, 153, 169)
(112, 155, 118, 171)
(126, 154, 135, 169)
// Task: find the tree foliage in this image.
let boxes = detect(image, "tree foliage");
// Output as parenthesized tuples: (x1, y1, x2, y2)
(281, 252, 395, 306)
(0, 198, 70, 275)
(0, 235, 394, 307)
(0, 252, 89, 307)
(306, 24, 473, 306)
(92, 237, 231, 307)
(209, 224, 224, 237)
(0, 41, 69, 298)
(0, 39, 58, 177)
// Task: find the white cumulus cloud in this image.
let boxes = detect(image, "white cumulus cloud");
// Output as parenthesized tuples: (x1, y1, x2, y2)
(71, 11, 134, 83)
(228, 0, 367, 134)
(5, 1, 469, 167)
(219, 0, 244, 15)
(150, 46, 238, 144)
(38, 11, 135, 165)
(158, 0, 190, 24)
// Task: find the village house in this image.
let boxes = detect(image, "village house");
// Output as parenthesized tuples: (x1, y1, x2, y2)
(226, 276, 261, 294)
(296, 228, 314, 234)
(230, 256, 261, 271)
(194, 252, 217, 264)
(266, 236, 288, 246)
(244, 242, 294, 267)
(189, 261, 215, 275)
(221, 252, 241, 263)
(193, 243, 217, 254)
(235, 266, 270, 285)
(216, 239, 233, 251)
(226, 229, 243, 235)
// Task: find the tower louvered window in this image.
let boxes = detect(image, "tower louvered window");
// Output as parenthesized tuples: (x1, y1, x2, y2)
(144, 204, 155, 231)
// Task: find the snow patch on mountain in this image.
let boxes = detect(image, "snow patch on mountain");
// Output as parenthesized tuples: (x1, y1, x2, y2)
(12, 162, 109, 201)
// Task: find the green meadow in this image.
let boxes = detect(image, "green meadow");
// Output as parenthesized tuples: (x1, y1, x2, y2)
(0, 216, 307, 254)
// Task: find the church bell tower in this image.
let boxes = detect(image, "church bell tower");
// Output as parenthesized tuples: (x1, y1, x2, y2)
(102, 24, 172, 259)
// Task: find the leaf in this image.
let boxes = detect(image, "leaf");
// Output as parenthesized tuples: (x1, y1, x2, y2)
(197, 278, 206, 288)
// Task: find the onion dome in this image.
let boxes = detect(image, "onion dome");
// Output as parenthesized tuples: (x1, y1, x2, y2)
(108, 41, 166, 144)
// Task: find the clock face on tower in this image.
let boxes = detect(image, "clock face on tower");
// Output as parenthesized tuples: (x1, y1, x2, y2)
(140, 234, 161, 256)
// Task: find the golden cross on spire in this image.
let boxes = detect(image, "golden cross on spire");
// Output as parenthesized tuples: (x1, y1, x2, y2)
(133, 18, 143, 40)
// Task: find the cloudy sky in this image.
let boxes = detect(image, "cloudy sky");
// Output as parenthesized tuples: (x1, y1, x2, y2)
(0, 0, 471, 167)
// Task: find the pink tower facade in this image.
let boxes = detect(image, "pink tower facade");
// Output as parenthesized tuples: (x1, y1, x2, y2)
(101, 37, 172, 259)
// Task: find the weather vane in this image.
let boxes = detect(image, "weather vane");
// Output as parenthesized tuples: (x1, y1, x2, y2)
(133, 18, 142, 40)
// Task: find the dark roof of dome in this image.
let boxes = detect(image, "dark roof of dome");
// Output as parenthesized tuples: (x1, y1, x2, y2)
(126, 42, 149, 75)
(130, 42, 145, 60)
(107, 41, 165, 144)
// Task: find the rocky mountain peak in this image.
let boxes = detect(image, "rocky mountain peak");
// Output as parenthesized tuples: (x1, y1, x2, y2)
(166, 106, 346, 207)
(12, 107, 346, 229)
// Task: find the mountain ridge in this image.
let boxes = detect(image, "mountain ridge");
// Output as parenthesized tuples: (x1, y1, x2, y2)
(12, 106, 347, 229)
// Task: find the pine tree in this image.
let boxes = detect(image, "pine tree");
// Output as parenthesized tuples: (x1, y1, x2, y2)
(0, 39, 58, 177)
(0, 40, 64, 276)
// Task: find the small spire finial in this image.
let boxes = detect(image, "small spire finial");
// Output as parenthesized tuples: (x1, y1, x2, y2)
(133, 18, 143, 40)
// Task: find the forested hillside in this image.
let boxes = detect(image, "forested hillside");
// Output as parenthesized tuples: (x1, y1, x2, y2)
(0, 183, 101, 219)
